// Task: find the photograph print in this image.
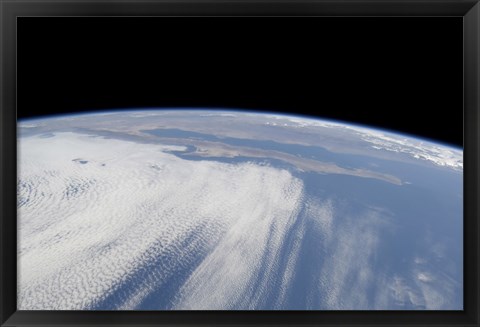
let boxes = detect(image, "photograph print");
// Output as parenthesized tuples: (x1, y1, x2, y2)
(16, 16, 463, 310)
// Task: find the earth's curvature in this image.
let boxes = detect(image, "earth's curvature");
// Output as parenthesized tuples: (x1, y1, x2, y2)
(17, 110, 463, 310)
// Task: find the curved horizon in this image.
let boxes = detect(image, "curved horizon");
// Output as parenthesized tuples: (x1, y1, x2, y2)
(17, 107, 463, 150)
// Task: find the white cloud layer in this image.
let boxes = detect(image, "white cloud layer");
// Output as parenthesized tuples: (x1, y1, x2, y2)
(17, 133, 304, 310)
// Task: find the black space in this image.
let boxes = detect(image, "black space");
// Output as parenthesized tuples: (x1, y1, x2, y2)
(17, 17, 463, 148)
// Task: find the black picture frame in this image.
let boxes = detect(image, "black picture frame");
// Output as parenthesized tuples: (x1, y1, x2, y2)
(1, 0, 479, 326)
